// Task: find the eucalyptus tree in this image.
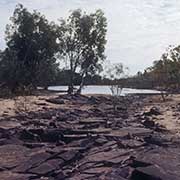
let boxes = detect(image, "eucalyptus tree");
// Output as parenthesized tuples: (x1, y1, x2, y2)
(2, 4, 59, 91)
(57, 9, 107, 94)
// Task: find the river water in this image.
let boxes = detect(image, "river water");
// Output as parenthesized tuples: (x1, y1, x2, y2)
(48, 85, 161, 95)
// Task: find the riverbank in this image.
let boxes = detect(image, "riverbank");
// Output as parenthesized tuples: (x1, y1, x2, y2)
(0, 92, 180, 179)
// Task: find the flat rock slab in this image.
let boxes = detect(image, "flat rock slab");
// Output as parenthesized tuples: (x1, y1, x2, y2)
(119, 139, 146, 148)
(68, 173, 101, 180)
(0, 120, 21, 130)
(122, 127, 153, 137)
(79, 118, 106, 124)
(63, 134, 98, 141)
(14, 151, 52, 173)
(105, 128, 152, 138)
(59, 149, 80, 162)
(0, 171, 35, 180)
(29, 160, 59, 175)
(0, 145, 30, 169)
(86, 149, 131, 163)
(83, 167, 111, 175)
(105, 167, 132, 180)
(134, 147, 180, 179)
(132, 165, 177, 180)
(68, 128, 112, 135)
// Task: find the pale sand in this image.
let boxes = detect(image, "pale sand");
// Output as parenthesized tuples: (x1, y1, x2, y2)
(0, 94, 59, 117)
(143, 94, 180, 135)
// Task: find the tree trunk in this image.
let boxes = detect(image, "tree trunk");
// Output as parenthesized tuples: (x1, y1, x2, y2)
(68, 85, 73, 94)
(44, 86, 48, 90)
(68, 59, 74, 95)
(76, 73, 86, 94)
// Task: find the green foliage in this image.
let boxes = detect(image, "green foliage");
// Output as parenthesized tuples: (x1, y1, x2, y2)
(149, 45, 180, 90)
(124, 45, 180, 92)
(57, 9, 107, 94)
(1, 4, 59, 91)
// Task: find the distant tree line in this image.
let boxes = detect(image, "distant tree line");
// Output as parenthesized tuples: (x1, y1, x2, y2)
(123, 45, 180, 92)
(0, 4, 107, 94)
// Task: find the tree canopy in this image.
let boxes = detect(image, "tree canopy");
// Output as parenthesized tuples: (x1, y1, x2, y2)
(57, 9, 107, 94)
(1, 4, 59, 91)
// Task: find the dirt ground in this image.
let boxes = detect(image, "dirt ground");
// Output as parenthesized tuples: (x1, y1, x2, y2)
(0, 93, 59, 117)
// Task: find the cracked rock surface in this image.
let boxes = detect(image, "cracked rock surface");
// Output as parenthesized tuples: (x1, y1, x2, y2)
(0, 94, 180, 180)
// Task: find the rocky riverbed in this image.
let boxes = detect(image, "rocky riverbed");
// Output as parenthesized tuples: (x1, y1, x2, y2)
(0, 93, 180, 180)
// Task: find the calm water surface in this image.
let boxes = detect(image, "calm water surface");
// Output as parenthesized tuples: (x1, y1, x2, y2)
(48, 85, 161, 95)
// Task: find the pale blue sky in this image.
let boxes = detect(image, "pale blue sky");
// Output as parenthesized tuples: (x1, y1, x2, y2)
(1, 0, 180, 74)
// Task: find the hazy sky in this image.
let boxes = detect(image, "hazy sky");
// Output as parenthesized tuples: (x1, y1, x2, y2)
(1, 0, 180, 74)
